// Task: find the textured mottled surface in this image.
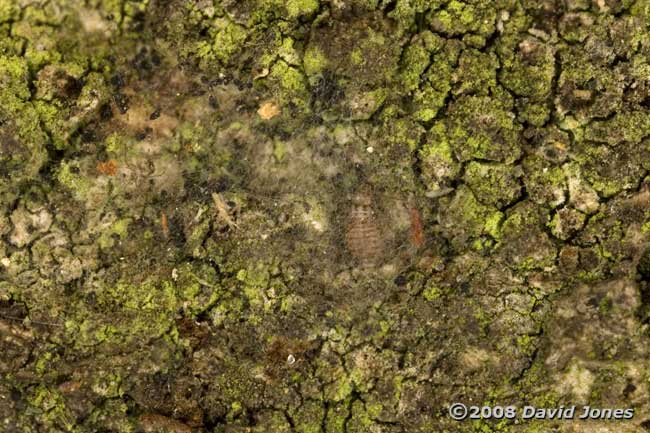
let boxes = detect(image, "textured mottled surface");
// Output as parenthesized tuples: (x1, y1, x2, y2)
(345, 188, 384, 268)
(2, 0, 650, 432)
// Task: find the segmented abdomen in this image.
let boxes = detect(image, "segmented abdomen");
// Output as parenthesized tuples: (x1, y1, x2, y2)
(345, 205, 383, 268)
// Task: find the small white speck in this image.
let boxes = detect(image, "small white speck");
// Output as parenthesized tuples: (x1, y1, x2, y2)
(0, 257, 10, 267)
(366, 146, 374, 153)
(287, 354, 296, 365)
(171, 268, 178, 281)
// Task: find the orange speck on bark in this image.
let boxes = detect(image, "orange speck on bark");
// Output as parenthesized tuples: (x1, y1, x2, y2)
(161, 212, 169, 239)
(97, 159, 118, 176)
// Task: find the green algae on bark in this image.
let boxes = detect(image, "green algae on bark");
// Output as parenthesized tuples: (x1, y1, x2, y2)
(3, 1, 650, 433)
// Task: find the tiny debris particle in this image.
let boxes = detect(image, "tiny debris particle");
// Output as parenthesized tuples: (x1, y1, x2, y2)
(136, 127, 152, 141)
(110, 73, 125, 89)
(257, 100, 281, 120)
(553, 141, 567, 151)
(212, 192, 238, 228)
(209, 95, 219, 109)
(0, 257, 10, 267)
(425, 187, 454, 198)
(366, 146, 374, 153)
(161, 212, 169, 239)
(149, 108, 161, 120)
(113, 93, 129, 114)
(409, 206, 425, 247)
(81, 129, 97, 143)
(139, 413, 193, 433)
(253, 67, 270, 79)
(58, 381, 82, 394)
(100, 103, 113, 120)
(287, 354, 296, 365)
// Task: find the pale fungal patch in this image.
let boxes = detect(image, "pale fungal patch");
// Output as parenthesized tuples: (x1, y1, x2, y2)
(257, 100, 281, 120)
(461, 347, 491, 371)
(425, 187, 454, 198)
(333, 125, 356, 145)
(596, 0, 609, 12)
(379, 263, 397, 278)
(566, 165, 600, 214)
(560, 362, 595, 402)
(119, 98, 179, 142)
(301, 198, 328, 233)
(9, 207, 53, 248)
(78, 8, 112, 33)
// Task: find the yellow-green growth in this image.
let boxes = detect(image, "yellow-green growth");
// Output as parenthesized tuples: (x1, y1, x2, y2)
(303, 45, 329, 77)
(286, 0, 319, 19)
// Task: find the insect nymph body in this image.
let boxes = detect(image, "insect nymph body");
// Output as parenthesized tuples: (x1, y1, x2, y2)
(345, 187, 384, 268)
